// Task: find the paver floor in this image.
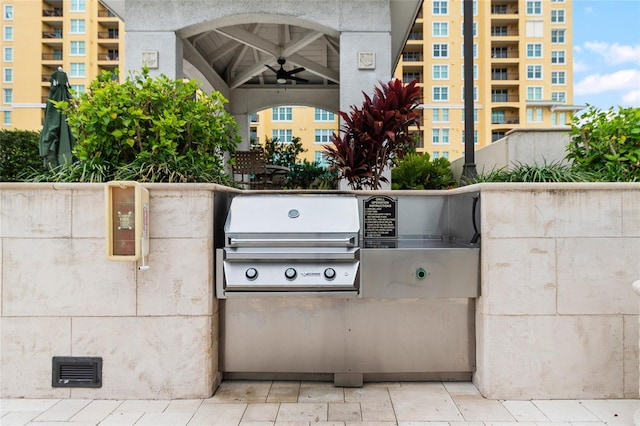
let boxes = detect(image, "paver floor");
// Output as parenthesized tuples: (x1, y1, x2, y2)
(1, 380, 639, 425)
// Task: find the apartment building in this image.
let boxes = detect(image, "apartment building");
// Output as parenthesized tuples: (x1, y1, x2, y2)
(395, 0, 581, 160)
(251, 106, 339, 165)
(1, 0, 124, 130)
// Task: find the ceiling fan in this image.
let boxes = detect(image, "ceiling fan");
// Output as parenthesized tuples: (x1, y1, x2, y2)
(266, 58, 309, 84)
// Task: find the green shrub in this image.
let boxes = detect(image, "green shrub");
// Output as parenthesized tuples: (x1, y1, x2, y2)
(567, 105, 640, 182)
(285, 160, 339, 189)
(28, 69, 240, 183)
(472, 160, 595, 183)
(0, 130, 43, 182)
(391, 152, 456, 190)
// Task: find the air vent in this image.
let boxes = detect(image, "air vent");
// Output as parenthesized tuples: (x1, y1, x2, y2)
(52, 356, 102, 388)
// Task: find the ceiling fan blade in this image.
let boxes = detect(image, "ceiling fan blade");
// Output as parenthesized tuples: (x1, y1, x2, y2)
(287, 67, 306, 75)
(289, 75, 309, 83)
(265, 64, 278, 73)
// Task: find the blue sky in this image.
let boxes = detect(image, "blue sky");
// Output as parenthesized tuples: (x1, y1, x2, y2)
(572, 0, 640, 110)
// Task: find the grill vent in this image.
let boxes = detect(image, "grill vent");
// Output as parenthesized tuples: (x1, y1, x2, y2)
(52, 356, 102, 388)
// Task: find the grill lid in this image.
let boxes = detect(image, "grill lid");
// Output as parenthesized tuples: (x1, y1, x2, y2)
(224, 194, 360, 247)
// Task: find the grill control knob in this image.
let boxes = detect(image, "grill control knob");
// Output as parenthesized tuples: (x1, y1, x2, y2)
(245, 268, 258, 280)
(284, 268, 297, 280)
(324, 268, 336, 280)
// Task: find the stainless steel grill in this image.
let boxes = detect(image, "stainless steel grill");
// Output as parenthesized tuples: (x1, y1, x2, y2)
(216, 194, 360, 297)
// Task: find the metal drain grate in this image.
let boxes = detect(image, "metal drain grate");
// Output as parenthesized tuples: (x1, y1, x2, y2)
(52, 356, 102, 388)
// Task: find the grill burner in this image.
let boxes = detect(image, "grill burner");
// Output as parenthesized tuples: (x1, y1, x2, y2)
(216, 194, 360, 297)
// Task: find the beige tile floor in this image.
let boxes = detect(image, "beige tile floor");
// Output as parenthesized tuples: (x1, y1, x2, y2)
(1, 381, 639, 425)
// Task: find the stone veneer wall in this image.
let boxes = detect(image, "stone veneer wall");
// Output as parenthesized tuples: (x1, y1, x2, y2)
(0, 183, 235, 399)
(476, 183, 640, 399)
(1, 182, 639, 399)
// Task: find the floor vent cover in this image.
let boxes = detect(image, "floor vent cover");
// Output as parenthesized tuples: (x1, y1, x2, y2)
(52, 356, 102, 388)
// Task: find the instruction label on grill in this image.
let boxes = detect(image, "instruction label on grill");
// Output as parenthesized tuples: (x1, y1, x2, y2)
(363, 196, 397, 239)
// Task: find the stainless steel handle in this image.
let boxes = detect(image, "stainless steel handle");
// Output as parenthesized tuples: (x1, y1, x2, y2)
(229, 237, 355, 246)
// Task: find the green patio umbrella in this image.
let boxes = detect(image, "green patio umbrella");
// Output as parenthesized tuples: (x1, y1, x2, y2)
(39, 67, 75, 168)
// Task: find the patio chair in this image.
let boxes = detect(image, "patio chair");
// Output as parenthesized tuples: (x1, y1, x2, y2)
(232, 150, 271, 189)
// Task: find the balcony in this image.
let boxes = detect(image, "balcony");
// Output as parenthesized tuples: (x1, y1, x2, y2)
(42, 8, 62, 17)
(98, 51, 120, 61)
(42, 51, 63, 61)
(98, 31, 119, 40)
(491, 93, 520, 103)
(42, 30, 62, 39)
(491, 71, 519, 81)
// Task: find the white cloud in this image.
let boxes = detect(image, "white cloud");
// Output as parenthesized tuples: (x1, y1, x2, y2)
(573, 60, 589, 73)
(622, 90, 640, 107)
(583, 41, 640, 66)
(574, 69, 640, 96)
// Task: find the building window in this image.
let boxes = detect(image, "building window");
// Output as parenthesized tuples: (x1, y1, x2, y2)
(3, 67, 12, 83)
(551, 29, 566, 44)
(3, 88, 12, 103)
(314, 151, 329, 168)
(433, 65, 449, 80)
(551, 50, 566, 64)
(462, 108, 479, 123)
(403, 51, 422, 62)
(459, 0, 477, 15)
(314, 108, 334, 121)
(70, 85, 85, 95)
(3, 26, 12, 41)
(461, 64, 478, 80)
(551, 71, 566, 85)
(461, 130, 479, 145)
(3, 46, 12, 61)
(70, 63, 85, 77)
(3, 5, 13, 20)
(433, 1, 448, 15)
(433, 151, 440, 159)
(526, 86, 543, 101)
(433, 43, 448, 58)
(272, 107, 292, 121)
(442, 151, 449, 159)
(403, 72, 421, 83)
(526, 65, 543, 80)
(314, 129, 333, 144)
(461, 86, 479, 102)
(272, 129, 293, 143)
(526, 1, 542, 15)
(70, 0, 86, 12)
(551, 91, 566, 103)
(460, 43, 478, 58)
(492, 110, 506, 124)
(432, 22, 448, 37)
(432, 108, 449, 123)
(70, 41, 85, 56)
(526, 21, 544, 37)
(526, 43, 542, 58)
(70, 19, 86, 34)
(3, 111, 10, 125)
(552, 112, 567, 125)
(461, 22, 478, 37)
(551, 9, 565, 23)
(527, 107, 544, 123)
(432, 128, 450, 145)
(432, 86, 449, 101)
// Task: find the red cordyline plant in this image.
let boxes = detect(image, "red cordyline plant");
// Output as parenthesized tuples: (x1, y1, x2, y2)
(324, 78, 421, 190)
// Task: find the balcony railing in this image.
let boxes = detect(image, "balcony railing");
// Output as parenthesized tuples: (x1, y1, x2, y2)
(43, 8, 62, 17)
(491, 94, 520, 102)
(98, 53, 119, 61)
(491, 72, 519, 81)
(491, 5, 518, 14)
(492, 118, 520, 124)
(42, 52, 63, 60)
(491, 28, 519, 37)
(407, 31, 423, 40)
(491, 50, 520, 59)
(98, 31, 119, 39)
(402, 53, 423, 62)
(42, 31, 63, 39)
(98, 10, 117, 18)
